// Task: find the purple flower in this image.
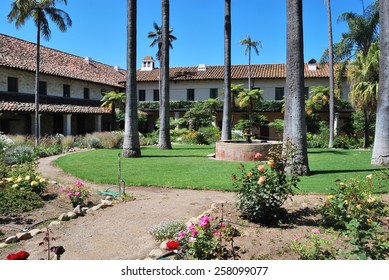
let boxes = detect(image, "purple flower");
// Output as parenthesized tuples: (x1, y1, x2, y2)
(199, 216, 209, 227)
(311, 229, 320, 234)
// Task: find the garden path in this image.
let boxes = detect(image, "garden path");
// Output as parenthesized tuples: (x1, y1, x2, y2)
(25, 152, 236, 259)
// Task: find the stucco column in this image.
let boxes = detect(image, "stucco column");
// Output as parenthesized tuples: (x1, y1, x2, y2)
(63, 114, 72, 136)
(95, 115, 102, 132)
(174, 112, 180, 129)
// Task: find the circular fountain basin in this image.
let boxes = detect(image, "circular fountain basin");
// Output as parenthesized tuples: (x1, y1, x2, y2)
(215, 140, 282, 162)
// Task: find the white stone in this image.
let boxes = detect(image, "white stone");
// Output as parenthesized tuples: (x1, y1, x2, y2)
(49, 221, 61, 227)
(5, 236, 18, 244)
(29, 229, 42, 237)
(0, 243, 7, 248)
(148, 249, 164, 258)
(160, 240, 168, 250)
(16, 232, 31, 241)
(91, 205, 101, 211)
(58, 213, 70, 221)
(67, 211, 77, 219)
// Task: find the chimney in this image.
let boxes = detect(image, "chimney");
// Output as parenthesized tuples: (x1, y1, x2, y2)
(198, 64, 207, 71)
(85, 57, 94, 65)
(308, 58, 317, 71)
(141, 56, 155, 71)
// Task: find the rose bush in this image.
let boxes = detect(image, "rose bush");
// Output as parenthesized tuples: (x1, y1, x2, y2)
(61, 181, 90, 207)
(233, 144, 300, 224)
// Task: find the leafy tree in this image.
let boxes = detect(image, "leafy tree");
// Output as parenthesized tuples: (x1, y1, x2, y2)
(347, 42, 379, 148)
(240, 35, 262, 91)
(284, 0, 309, 175)
(100, 91, 125, 131)
(221, 0, 232, 140)
(8, 0, 72, 146)
(122, 0, 141, 158)
(372, 0, 389, 165)
(236, 88, 263, 132)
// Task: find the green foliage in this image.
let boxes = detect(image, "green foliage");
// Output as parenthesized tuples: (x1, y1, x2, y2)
(290, 229, 338, 260)
(306, 121, 329, 148)
(319, 175, 388, 259)
(233, 115, 267, 131)
(333, 134, 361, 149)
(2, 144, 35, 165)
(0, 187, 44, 214)
(181, 127, 220, 145)
(138, 101, 195, 110)
(181, 101, 214, 130)
(0, 132, 15, 151)
(141, 131, 159, 146)
(61, 181, 91, 207)
(149, 220, 186, 242)
(233, 144, 300, 224)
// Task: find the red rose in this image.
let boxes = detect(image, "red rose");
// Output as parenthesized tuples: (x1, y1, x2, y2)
(7, 250, 30, 260)
(166, 240, 180, 250)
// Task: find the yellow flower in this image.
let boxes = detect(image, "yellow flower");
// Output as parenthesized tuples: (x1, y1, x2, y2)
(367, 196, 375, 203)
(257, 176, 267, 185)
(366, 174, 373, 180)
(31, 181, 38, 187)
(339, 182, 346, 187)
(327, 195, 334, 200)
(267, 160, 275, 168)
(367, 218, 372, 223)
(12, 184, 19, 188)
(7, 177, 14, 182)
(356, 204, 362, 210)
(343, 200, 348, 205)
(17, 177, 23, 183)
(25, 176, 31, 181)
(39, 178, 46, 183)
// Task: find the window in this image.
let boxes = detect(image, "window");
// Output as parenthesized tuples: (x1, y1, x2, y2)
(275, 87, 284, 100)
(39, 81, 47, 95)
(210, 88, 218, 99)
(153, 89, 159, 101)
(8, 77, 18, 92)
(187, 89, 195, 101)
(63, 84, 70, 98)
(139, 89, 146, 101)
(84, 87, 90, 99)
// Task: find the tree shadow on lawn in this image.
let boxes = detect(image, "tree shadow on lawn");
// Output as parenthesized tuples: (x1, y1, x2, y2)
(310, 168, 382, 176)
(308, 149, 357, 155)
(140, 155, 207, 158)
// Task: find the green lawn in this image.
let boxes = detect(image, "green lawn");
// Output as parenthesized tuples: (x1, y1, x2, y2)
(55, 145, 388, 194)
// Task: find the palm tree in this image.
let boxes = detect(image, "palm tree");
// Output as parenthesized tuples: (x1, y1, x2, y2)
(324, 0, 335, 148)
(100, 91, 125, 131)
(221, 0, 232, 140)
(8, 0, 72, 146)
(348, 42, 379, 148)
(122, 0, 141, 158)
(284, 0, 309, 175)
(158, 0, 172, 149)
(372, 0, 389, 165)
(236, 88, 263, 133)
(147, 21, 177, 61)
(240, 35, 262, 91)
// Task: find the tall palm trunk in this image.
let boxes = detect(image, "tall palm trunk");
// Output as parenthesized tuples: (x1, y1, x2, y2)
(372, 0, 389, 165)
(283, 0, 310, 175)
(221, 0, 232, 140)
(158, 0, 172, 149)
(248, 48, 251, 91)
(326, 0, 335, 148)
(35, 18, 41, 147)
(122, 0, 141, 158)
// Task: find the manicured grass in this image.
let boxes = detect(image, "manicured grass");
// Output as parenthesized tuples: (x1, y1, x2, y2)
(55, 145, 388, 194)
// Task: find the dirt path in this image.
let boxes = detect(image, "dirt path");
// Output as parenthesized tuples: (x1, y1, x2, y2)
(13, 153, 236, 260)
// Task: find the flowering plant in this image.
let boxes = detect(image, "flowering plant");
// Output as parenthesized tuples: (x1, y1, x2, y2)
(233, 144, 299, 224)
(168, 215, 239, 260)
(6, 250, 30, 260)
(61, 181, 90, 207)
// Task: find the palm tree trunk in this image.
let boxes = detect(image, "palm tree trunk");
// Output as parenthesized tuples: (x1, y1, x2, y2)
(158, 0, 172, 149)
(372, 0, 389, 165)
(363, 109, 370, 148)
(221, 0, 232, 140)
(283, 0, 310, 175)
(122, 0, 141, 158)
(326, 0, 335, 148)
(248, 48, 251, 91)
(35, 19, 41, 146)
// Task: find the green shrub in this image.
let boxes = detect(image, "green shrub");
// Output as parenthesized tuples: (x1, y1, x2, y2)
(0, 132, 15, 151)
(61, 135, 75, 151)
(2, 144, 35, 165)
(0, 187, 44, 214)
(149, 220, 186, 242)
(233, 144, 300, 224)
(333, 134, 361, 149)
(141, 131, 159, 146)
(84, 134, 102, 149)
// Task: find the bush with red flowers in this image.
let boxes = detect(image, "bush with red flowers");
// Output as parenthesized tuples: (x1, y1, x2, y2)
(6, 250, 30, 260)
(166, 240, 180, 251)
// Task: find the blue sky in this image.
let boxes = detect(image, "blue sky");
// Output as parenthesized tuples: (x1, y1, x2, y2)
(0, 0, 376, 69)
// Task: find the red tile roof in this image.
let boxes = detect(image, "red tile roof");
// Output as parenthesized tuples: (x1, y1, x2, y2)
(0, 33, 126, 88)
(136, 63, 331, 82)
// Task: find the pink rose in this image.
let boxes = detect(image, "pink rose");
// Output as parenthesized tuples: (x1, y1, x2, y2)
(188, 223, 195, 231)
(74, 192, 80, 197)
(191, 229, 199, 237)
(311, 229, 320, 234)
(178, 231, 186, 239)
(76, 181, 84, 187)
(254, 152, 262, 160)
(66, 192, 72, 197)
(199, 216, 209, 227)
(213, 230, 221, 237)
(257, 165, 265, 172)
